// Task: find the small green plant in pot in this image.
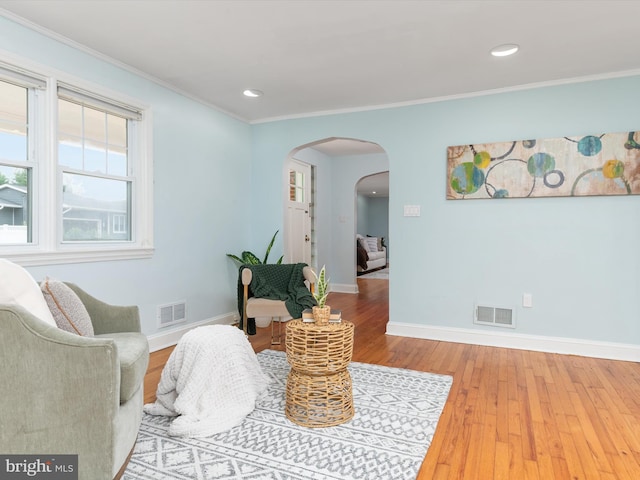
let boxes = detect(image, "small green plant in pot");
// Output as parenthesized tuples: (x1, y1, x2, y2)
(312, 265, 331, 325)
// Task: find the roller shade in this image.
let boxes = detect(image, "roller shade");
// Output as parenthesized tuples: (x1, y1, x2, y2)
(0, 62, 46, 89)
(58, 83, 143, 120)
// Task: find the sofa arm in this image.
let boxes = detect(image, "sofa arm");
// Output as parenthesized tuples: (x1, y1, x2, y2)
(0, 305, 120, 459)
(65, 283, 141, 335)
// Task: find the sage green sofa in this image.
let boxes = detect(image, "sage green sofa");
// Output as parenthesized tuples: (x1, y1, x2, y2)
(0, 283, 149, 480)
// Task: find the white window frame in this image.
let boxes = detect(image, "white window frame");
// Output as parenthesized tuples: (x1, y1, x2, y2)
(112, 214, 127, 234)
(0, 54, 154, 266)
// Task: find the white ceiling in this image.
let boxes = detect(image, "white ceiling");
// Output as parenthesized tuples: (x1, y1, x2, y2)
(1, 0, 639, 125)
(310, 138, 385, 157)
(357, 172, 389, 198)
(1, 0, 637, 194)
(309, 139, 388, 196)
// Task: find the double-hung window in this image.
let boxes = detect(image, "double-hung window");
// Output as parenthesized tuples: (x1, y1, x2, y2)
(0, 66, 44, 246)
(0, 58, 153, 265)
(58, 86, 140, 242)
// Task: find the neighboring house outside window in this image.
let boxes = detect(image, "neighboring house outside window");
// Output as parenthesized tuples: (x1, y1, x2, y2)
(0, 184, 27, 225)
(0, 73, 34, 246)
(0, 184, 28, 243)
(0, 58, 153, 265)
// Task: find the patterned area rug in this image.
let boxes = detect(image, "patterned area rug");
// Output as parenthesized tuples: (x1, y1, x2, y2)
(359, 266, 389, 279)
(124, 349, 452, 480)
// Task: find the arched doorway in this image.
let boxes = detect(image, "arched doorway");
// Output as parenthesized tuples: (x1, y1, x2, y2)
(282, 137, 389, 294)
(356, 172, 389, 280)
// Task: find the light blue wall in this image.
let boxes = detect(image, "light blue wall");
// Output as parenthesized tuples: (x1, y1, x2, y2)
(1, 16, 252, 336)
(359, 196, 389, 244)
(329, 153, 388, 285)
(356, 195, 368, 234)
(4, 15, 640, 347)
(357, 194, 390, 259)
(251, 75, 640, 346)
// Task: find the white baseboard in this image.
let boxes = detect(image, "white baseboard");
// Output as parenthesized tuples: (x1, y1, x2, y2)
(330, 283, 358, 294)
(147, 311, 238, 352)
(386, 321, 640, 362)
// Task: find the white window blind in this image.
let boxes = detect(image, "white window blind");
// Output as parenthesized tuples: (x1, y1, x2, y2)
(0, 54, 153, 265)
(0, 63, 46, 89)
(57, 84, 143, 120)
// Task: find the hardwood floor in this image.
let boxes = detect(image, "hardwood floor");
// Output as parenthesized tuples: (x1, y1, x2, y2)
(144, 278, 640, 479)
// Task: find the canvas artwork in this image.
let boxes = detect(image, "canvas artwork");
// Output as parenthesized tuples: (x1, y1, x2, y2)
(446, 131, 640, 199)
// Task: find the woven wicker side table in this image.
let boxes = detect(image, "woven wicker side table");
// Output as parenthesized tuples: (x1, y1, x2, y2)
(285, 319, 355, 428)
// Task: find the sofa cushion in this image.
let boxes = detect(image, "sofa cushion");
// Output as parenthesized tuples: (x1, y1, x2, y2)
(367, 250, 386, 261)
(246, 297, 291, 318)
(0, 259, 57, 327)
(96, 332, 149, 404)
(365, 236, 378, 252)
(41, 278, 94, 336)
(357, 235, 371, 253)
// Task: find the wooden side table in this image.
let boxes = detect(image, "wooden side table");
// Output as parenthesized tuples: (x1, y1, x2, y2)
(285, 319, 355, 427)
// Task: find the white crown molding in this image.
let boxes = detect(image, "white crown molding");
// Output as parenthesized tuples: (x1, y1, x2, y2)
(386, 321, 640, 363)
(146, 311, 238, 352)
(4, 10, 640, 132)
(251, 68, 640, 124)
(0, 9, 248, 123)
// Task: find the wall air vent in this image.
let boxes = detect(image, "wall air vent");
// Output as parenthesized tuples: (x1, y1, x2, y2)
(157, 301, 187, 328)
(474, 304, 515, 328)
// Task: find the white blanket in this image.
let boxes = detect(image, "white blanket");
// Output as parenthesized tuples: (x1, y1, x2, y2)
(144, 325, 269, 438)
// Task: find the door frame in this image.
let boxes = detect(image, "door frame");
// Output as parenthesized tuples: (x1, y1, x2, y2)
(283, 158, 314, 265)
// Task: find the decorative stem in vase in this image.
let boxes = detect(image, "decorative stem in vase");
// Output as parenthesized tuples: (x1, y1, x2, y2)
(312, 265, 330, 324)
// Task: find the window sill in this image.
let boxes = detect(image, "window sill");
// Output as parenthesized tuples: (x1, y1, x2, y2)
(3, 247, 155, 267)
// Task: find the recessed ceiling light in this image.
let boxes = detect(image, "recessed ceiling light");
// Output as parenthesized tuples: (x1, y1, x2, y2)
(243, 89, 263, 98)
(372, 191, 377, 194)
(490, 44, 519, 57)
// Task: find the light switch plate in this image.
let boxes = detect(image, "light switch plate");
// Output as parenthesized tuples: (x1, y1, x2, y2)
(404, 205, 420, 217)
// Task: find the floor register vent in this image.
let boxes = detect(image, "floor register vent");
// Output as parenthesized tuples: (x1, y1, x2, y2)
(474, 305, 515, 328)
(158, 301, 187, 328)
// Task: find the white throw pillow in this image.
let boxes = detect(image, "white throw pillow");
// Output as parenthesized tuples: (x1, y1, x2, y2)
(365, 237, 378, 252)
(41, 277, 94, 336)
(0, 258, 57, 326)
(357, 236, 371, 253)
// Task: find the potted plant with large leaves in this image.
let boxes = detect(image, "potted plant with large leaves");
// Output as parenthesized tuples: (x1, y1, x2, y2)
(227, 230, 283, 333)
(312, 265, 331, 325)
(227, 230, 284, 265)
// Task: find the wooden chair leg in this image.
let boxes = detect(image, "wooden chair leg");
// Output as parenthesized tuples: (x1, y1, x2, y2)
(242, 284, 249, 335)
(271, 318, 282, 345)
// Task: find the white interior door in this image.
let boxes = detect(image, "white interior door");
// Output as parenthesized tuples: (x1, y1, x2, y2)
(286, 160, 312, 265)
